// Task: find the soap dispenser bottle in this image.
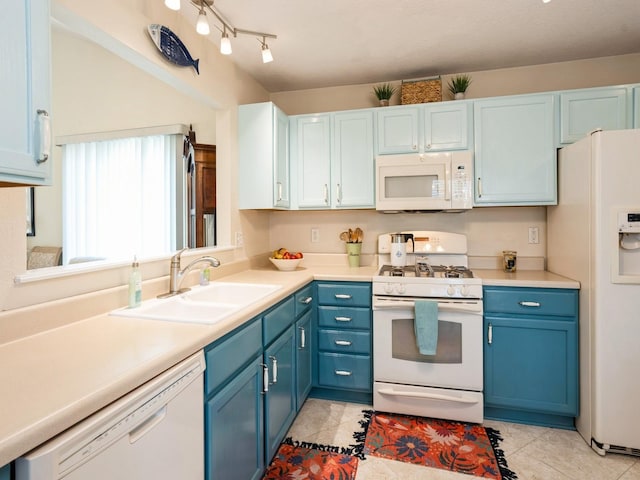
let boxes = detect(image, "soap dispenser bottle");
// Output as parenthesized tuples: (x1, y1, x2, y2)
(128, 256, 142, 308)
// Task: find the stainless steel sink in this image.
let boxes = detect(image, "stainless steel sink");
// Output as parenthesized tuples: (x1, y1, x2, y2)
(110, 282, 282, 325)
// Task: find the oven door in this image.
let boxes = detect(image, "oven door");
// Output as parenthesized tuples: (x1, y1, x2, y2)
(375, 154, 451, 211)
(372, 296, 483, 422)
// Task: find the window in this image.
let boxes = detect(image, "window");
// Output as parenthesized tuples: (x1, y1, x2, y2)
(62, 132, 184, 264)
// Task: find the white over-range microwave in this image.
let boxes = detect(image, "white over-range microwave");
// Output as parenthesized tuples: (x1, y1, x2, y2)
(375, 151, 474, 212)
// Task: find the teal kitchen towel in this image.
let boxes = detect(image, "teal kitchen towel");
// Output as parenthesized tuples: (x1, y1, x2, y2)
(414, 300, 438, 355)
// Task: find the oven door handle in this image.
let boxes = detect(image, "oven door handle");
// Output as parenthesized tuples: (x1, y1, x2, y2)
(377, 388, 480, 404)
(373, 300, 482, 315)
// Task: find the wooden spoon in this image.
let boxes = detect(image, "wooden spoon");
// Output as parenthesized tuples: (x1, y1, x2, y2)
(355, 227, 363, 243)
(339, 231, 349, 242)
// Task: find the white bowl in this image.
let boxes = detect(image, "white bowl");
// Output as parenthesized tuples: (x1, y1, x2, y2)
(269, 257, 302, 271)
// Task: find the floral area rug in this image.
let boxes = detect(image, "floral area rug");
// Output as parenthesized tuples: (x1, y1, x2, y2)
(362, 411, 517, 479)
(262, 438, 359, 480)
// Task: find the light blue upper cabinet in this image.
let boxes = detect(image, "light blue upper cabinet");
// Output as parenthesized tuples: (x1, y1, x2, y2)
(292, 110, 374, 209)
(376, 102, 471, 154)
(559, 87, 629, 144)
(332, 110, 375, 208)
(0, 0, 52, 186)
(423, 102, 472, 151)
(238, 102, 290, 209)
(291, 114, 331, 208)
(634, 87, 640, 128)
(474, 94, 557, 206)
(376, 106, 420, 154)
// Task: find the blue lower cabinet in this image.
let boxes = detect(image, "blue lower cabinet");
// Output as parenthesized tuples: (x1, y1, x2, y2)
(205, 356, 264, 480)
(0, 464, 10, 480)
(313, 282, 372, 403)
(264, 325, 297, 461)
(296, 310, 313, 410)
(483, 286, 579, 429)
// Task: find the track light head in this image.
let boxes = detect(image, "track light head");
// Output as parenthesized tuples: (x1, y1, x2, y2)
(220, 31, 232, 55)
(261, 38, 273, 63)
(196, 8, 210, 35)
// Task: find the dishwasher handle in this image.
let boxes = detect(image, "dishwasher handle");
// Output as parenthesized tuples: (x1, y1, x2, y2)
(129, 406, 167, 444)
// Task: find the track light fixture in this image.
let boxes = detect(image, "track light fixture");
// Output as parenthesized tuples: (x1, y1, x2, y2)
(165, 0, 181, 11)
(196, 3, 210, 35)
(220, 28, 232, 55)
(165, 0, 277, 62)
(261, 37, 273, 63)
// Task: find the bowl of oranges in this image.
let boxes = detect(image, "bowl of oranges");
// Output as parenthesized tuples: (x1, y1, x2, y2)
(269, 248, 303, 271)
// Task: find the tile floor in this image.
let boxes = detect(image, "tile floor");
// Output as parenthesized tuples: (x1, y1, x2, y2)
(285, 399, 640, 480)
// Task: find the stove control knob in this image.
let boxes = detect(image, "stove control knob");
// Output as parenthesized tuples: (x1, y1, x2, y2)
(461, 285, 470, 297)
(447, 285, 455, 296)
(384, 283, 394, 294)
(397, 284, 406, 294)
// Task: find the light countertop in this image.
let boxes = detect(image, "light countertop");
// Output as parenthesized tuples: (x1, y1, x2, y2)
(0, 262, 577, 466)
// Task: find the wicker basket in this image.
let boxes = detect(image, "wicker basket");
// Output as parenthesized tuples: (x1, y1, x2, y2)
(401, 76, 442, 104)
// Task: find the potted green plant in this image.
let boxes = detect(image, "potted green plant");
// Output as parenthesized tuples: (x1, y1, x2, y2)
(373, 83, 396, 106)
(447, 74, 472, 100)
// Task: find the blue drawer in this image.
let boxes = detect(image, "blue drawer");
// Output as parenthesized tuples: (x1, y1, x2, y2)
(263, 296, 295, 346)
(318, 306, 371, 330)
(205, 318, 262, 395)
(484, 287, 578, 318)
(318, 352, 371, 391)
(317, 282, 371, 307)
(294, 283, 314, 318)
(318, 329, 371, 354)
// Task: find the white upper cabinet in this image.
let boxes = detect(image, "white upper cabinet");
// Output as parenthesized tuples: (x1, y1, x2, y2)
(559, 87, 629, 144)
(332, 110, 375, 208)
(238, 102, 290, 209)
(474, 94, 557, 206)
(376, 102, 471, 154)
(0, 0, 52, 186)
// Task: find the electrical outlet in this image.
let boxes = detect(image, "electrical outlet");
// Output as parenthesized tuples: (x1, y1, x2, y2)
(528, 226, 539, 244)
(311, 228, 320, 243)
(235, 231, 244, 247)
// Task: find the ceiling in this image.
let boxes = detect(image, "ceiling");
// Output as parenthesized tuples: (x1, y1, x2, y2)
(181, 0, 640, 93)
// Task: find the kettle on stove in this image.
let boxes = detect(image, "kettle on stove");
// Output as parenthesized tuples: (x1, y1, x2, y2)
(390, 233, 414, 267)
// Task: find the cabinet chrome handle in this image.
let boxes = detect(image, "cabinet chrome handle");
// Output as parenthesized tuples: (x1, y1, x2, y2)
(487, 323, 493, 345)
(276, 182, 283, 202)
(300, 296, 313, 305)
(335, 370, 352, 376)
(336, 184, 342, 204)
(335, 316, 352, 322)
(334, 294, 352, 299)
(335, 340, 352, 346)
(37, 109, 51, 164)
(299, 326, 306, 349)
(519, 301, 541, 307)
(261, 363, 269, 394)
(425, 143, 432, 150)
(477, 177, 482, 198)
(412, 144, 418, 151)
(269, 355, 278, 384)
(323, 184, 329, 205)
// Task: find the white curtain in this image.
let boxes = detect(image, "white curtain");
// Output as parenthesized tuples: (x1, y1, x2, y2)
(62, 134, 177, 263)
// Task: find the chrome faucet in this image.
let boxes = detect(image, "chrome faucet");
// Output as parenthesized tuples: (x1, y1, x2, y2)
(159, 248, 221, 298)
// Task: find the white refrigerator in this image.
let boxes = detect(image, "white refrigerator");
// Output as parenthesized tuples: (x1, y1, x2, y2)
(548, 129, 640, 455)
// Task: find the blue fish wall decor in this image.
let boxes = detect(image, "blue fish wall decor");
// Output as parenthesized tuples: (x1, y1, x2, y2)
(148, 24, 200, 75)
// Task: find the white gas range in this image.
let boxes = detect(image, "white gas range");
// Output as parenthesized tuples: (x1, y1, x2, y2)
(372, 231, 484, 423)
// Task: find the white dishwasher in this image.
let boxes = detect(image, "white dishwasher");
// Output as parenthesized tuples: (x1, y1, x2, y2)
(16, 350, 205, 480)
